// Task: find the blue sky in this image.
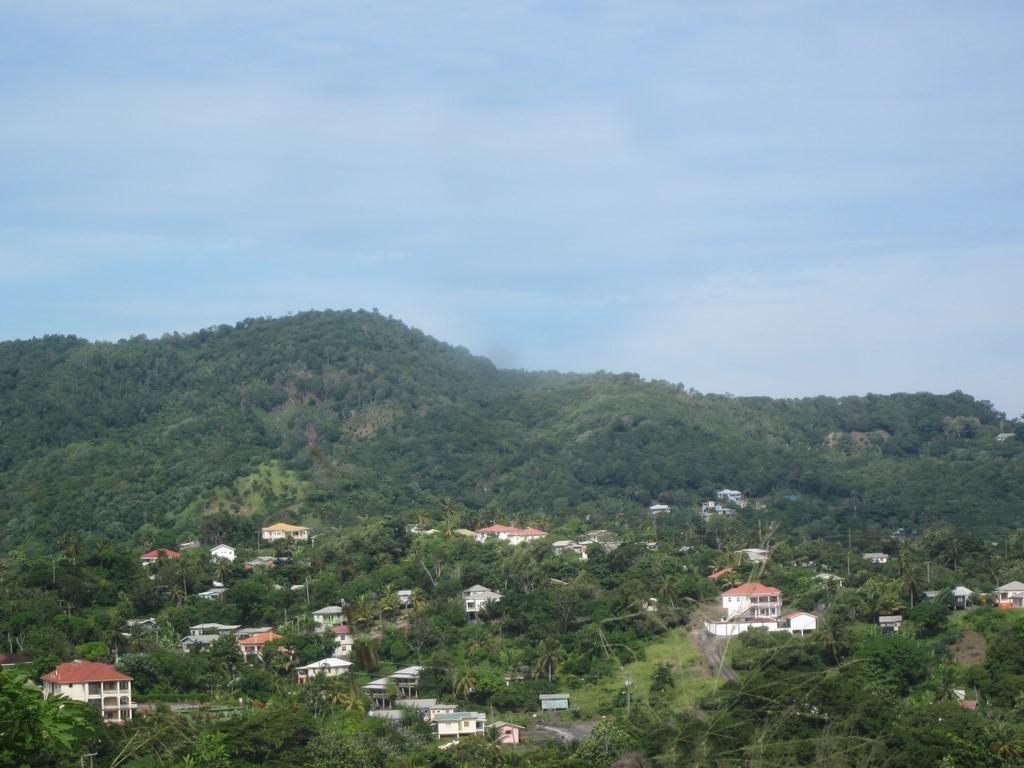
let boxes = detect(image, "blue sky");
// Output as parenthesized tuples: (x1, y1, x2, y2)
(1, 2, 1022, 415)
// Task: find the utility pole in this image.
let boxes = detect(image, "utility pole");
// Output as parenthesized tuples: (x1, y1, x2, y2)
(925, 561, 931, 584)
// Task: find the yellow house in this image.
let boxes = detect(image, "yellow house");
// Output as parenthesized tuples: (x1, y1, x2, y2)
(261, 522, 310, 542)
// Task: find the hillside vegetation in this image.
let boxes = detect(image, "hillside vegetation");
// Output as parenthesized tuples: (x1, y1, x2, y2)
(1, 309, 1020, 551)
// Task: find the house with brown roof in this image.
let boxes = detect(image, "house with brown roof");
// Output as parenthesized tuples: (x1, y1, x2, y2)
(721, 582, 782, 619)
(41, 660, 133, 723)
(705, 583, 816, 637)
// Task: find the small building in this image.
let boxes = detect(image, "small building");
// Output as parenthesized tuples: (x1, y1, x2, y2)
(721, 583, 782, 619)
(123, 618, 158, 634)
(716, 489, 744, 504)
(814, 573, 844, 587)
(244, 555, 277, 570)
(139, 548, 180, 566)
(708, 567, 735, 581)
(260, 522, 310, 542)
(329, 624, 354, 658)
(234, 626, 273, 639)
(878, 615, 903, 634)
(196, 586, 227, 600)
(474, 525, 547, 546)
(649, 504, 671, 515)
(396, 589, 414, 608)
(434, 711, 487, 740)
(391, 666, 423, 698)
(539, 693, 571, 711)
(295, 657, 352, 684)
(41, 660, 133, 723)
(363, 677, 393, 709)
(996, 582, 1024, 608)
(210, 544, 236, 562)
(492, 721, 526, 745)
(862, 552, 890, 565)
(778, 612, 817, 636)
(737, 548, 769, 563)
(238, 630, 282, 661)
(312, 605, 347, 630)
(996, 433, 1016, 443)
(178, 540, 201, 550)
(552, 540, 588, 560)
(463, 584, 502, 619)
(0, 653, 33, 668)
(924, 586, 974, 609)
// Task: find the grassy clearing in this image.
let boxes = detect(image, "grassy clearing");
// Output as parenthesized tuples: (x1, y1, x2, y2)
(569, 626, 719, 717)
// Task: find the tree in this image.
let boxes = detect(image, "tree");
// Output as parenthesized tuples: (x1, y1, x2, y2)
(0, 668, 97, 768)
(532, 639, 564, 683)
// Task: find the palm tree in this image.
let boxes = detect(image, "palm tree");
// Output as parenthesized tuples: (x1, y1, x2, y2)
(410, 587, 429, 612)
(533, 639, 564, 682)
(169, 583, 187, 607)
(450, 667, 477, 698)
(989, 721, 1024, 762)
(378, 585, 401, 621)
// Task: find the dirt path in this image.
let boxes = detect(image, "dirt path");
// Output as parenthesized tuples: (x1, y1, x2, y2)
(535, 722, 597, 743)
(690, 628, 736, 681)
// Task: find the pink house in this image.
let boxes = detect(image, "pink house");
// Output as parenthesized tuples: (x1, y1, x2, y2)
(493, 721, 525, 744)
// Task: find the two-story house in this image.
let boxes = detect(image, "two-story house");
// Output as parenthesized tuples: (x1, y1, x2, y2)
(329, 624, 354, 658)
(312, 605, 347, 630)
(41, 661, 133, 723)
(463, 585, 502, 619)
(721, 583, 782, 618)
(295, 656, 352, 684)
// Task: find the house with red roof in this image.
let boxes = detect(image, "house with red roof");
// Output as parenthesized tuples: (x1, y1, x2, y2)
(705, 583, 816, 637)
(139, 548, 180, 566)
(474, 524, 547, 546)
(329, 624, 354, 658)
(238, 630, 283, 662)
(708, 567, 735, 581)
(722, 582, 782, 619)
(41, 660, 133, 723)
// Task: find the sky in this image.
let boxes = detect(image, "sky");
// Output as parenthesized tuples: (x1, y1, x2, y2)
(1, 2, 1022, 416)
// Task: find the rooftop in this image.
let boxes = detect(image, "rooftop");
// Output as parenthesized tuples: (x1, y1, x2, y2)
(722, 582, 782, 597)
(42, 660, 131, 684)
(261, 522, 309, 532)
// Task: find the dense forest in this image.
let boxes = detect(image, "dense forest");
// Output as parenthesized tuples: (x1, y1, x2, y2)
(1, 309, 1021, 553)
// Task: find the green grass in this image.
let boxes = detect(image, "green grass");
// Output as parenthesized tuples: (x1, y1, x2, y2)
(569, 627, 719, 716)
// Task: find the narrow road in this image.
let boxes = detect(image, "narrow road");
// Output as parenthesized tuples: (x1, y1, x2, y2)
(537, 722, 596, 743)
(690, 628, 736, 681)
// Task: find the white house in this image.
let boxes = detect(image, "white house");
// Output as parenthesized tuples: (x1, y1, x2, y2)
(260, 522, 310, 542)
(434, 711, 487, 740)
(295, 656, 352, 684)
(41, 660, 133, 723)
(463, 585, 502, 619)
(210, 544, 236, 562)
(396, 589, 414, 608)
(996, 581, 1024, 608)
(862, 552, 890, 564)
(879, 615, 903, 633)
(649, 504, 671, 515)
(196, 586, 227, 600)
(737, 548, 769, 563)
(312, 605, 347, 629)
(539, 693, 571, 711)
(329, 625, 354, 658)
(552, 540, 588, 560)
(721, 583, 782, 619)
(716, 489, 744, 504)
(778, 611, 817, 635)
(474, 525, 547, 545)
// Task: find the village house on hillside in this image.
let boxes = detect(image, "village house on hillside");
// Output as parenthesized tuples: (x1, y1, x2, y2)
(649, 503, 671, 515)
(463, 584, 503, 619)
(210, 544, 236, 562)
(139, 548, 180, 566)
(706, 582, 817, 637)
(701, 501, 736, 519)
(260, 522, 310, 542)
(716, 489, 744, 505)
(238, 630, 283, 661)
(295, 656, 352, 684)
(474, 524, 547, 545)
(312, 605, 347, 630)
(329, 624, 354, 658)
(862, 552, 890, 564)
(996, 581, 1024, 608)
(434, 711, 487, 740)
(41, 660, 134, 723)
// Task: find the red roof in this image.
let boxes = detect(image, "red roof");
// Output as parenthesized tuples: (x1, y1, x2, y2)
(709, 567, 734, 580)
(140, 548, 180, 560)
(476, 525, 547, 536)
(958, 700, 979, 710)
(329, 624, 352, 635)
(240, 631, 282, 646)
(42, 660, 131, 684)
(722, 582, 782, 597)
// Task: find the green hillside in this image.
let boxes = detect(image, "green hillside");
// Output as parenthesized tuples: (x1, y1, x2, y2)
(1, 309, 1020, 551)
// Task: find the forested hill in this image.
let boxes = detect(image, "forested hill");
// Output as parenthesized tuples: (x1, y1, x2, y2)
(1, 309, 1021, 551)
